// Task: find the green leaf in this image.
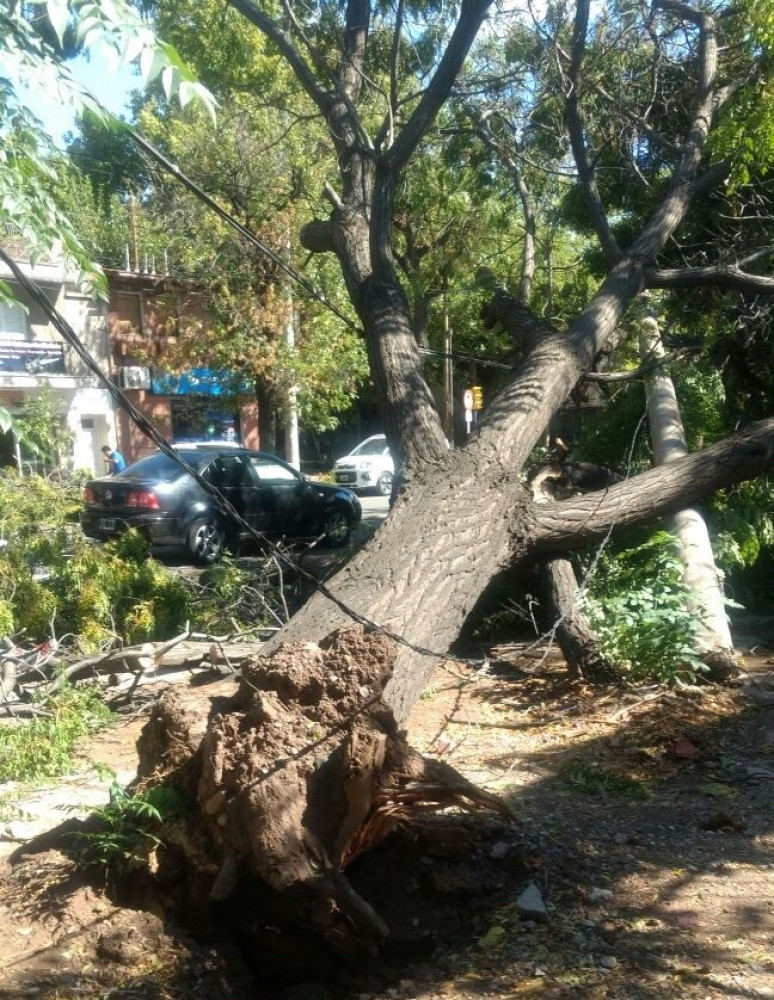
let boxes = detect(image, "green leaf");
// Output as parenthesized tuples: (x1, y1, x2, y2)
(178, 79, 196, 109)
(122, 33, 146, 66)
(699, 782, 736, 799)
(159, 41, 186, 71)
(141, 44, 167, 85)
(46, 0, 69, 47)
(161, 64, 175, 100)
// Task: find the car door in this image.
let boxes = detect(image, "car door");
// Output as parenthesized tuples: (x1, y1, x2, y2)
(204, 453, 268, 537)
(248, 455, 310, 537)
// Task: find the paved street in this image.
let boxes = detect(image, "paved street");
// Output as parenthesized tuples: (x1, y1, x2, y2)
(356, 493, 390, 539)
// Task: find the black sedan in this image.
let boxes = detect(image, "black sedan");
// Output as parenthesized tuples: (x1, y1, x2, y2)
(80, 448, 362, 564)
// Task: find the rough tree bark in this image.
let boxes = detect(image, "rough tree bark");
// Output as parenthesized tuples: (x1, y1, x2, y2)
(127, 0, 774, 960)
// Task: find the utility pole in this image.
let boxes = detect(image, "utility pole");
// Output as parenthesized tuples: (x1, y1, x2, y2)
(129, 195, 139, 272)
(442, 278, 453, 444)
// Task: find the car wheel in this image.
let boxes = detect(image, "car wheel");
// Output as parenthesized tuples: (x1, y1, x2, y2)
(376, 471, 393, 497)
(187, 518, 225, 564)
(323, 508, 351, 548)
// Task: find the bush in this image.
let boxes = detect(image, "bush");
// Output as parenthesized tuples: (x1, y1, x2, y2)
(581, 531, 707, 683)
(0, 470, 279, 648)
(74, 783, 189, 874)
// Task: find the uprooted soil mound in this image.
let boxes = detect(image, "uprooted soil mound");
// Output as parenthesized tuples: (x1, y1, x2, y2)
(1, 810, 527, 999)
(130, 625, 511, 961)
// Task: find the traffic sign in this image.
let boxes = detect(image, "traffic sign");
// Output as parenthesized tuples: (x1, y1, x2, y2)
(463, 388, 473, 410)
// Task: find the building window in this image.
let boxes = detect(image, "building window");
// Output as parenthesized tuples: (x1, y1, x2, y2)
(0, 300, 27, 341)
(109, 291, 143, 337)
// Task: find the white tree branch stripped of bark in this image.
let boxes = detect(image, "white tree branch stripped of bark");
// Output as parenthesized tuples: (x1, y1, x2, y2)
(646, 265, 774, 293)
(639, 316, 735, 663)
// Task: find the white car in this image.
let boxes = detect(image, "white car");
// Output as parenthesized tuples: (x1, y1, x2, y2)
(333, 434, 394, 496)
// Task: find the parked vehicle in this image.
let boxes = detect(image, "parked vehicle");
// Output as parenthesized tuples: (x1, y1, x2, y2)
(81, 448, 362, 564)
(332, 434, 394, 496)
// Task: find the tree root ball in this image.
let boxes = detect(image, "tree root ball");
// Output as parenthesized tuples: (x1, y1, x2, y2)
(133, 625, 512, 961)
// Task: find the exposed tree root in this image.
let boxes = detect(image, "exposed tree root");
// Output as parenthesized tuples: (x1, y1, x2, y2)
(131, 625, 513, 961)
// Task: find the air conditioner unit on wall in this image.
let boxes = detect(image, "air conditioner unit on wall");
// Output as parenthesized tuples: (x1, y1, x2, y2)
(117, 365, 151, 390)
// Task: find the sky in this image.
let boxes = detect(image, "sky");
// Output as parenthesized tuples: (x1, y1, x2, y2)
(15, 49, 138, 148)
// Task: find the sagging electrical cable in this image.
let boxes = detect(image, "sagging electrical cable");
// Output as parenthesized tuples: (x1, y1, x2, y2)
(0, 245, 477, 665)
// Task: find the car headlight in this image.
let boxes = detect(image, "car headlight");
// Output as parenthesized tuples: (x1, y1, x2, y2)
(358, 460, 373, 470)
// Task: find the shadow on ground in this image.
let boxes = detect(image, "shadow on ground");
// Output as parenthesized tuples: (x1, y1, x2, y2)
(1, 652, 772, 1000)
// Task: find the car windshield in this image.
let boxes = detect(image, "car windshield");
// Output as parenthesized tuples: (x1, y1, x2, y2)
(114, 450, 212, 482)
(352, 437, 386, 456)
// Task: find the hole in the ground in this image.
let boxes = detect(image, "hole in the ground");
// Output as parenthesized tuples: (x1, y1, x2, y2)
(99, 814, 528, 998)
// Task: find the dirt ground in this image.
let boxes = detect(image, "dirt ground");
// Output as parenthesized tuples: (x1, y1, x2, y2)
(1, 638, 773, 1000)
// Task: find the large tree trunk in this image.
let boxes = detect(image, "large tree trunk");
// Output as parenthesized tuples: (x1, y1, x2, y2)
(127, 417, 774, 964)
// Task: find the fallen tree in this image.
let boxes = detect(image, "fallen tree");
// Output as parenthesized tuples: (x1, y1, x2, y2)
(32, 0, 774, 964)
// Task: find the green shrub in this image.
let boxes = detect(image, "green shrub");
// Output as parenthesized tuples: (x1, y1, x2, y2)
(0, 470, 282, 649)
(582, 531, 707, 683)
(0, 679, 113, 783)
(709, 477, 774, 571)
(74, 783, 189, 873)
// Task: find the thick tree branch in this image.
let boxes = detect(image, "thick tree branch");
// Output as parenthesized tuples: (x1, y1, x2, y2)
(226, 0, 332, 116)
(531, 418, 774, 552)
(646, 265, 774, 294)
(371, 2, 491, 285)
(229, 0, 373, 156)
(340, 0, 369, 103)
(279, 0, 330, 81)
(653, 0, 716, 188)
(386, 0, 406, 147)
(385, 0, 492, 175)
(333, 0, 375, 154)
(565, 0, 621, 263)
